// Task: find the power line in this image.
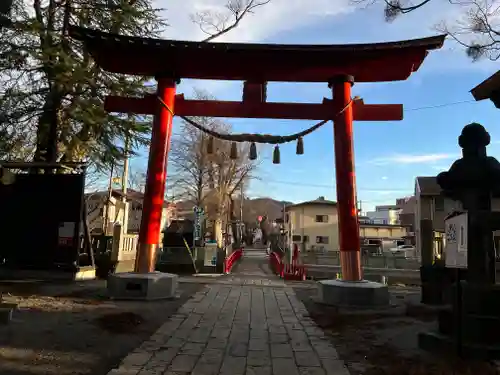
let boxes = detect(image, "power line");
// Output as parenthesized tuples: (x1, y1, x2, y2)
(405, 99, 476, 112)
(256, 177, 412, 192)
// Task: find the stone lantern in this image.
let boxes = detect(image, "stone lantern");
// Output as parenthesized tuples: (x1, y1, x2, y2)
(419, 123, 500, 358)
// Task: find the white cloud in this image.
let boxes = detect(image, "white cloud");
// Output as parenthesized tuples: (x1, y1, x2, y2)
(156, 0, 352, 43)
(381, 176, 388, 180)
(371, 153, 457, 165)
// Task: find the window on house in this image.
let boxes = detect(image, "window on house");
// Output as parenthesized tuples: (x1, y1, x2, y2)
(434, 196, 445, 211)
(316, 236, 329, 244)
(315, 215, 328, 223)
(292, 235, 302, 241)
(302, 236, 309, 243)
(285, 214, 289, 223)
(460, 226, 464, 246)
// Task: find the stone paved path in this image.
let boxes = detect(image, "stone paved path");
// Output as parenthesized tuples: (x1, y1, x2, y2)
(108, 249, 350, 375)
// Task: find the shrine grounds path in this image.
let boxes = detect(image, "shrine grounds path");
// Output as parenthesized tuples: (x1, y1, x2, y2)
(107, 247, 350, 375)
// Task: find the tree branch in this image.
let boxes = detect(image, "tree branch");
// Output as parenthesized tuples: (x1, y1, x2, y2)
(191, 0, 271, 42)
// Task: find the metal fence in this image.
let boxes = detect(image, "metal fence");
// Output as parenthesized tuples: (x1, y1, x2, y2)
(301, 251, 421, 270)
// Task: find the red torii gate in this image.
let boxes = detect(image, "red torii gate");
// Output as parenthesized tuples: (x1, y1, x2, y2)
(70, 26, 445, 280)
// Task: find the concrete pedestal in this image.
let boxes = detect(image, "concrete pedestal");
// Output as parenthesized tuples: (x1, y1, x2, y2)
(318, 279, 389, 307)
(107, 272, 178, 301)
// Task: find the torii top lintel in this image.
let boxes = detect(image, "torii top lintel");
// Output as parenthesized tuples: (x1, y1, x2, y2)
(69, 26, 445, 83)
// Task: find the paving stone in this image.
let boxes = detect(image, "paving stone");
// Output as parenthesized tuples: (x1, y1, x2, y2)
(247, 350, 271, 366)
(220, 356, 247, 374)
(271, 343, 294, 358)
(294, 352, 321, 367)
(321, 359, 350, 375)
(121, 352, 153, 366)
(272, 358, 300, 375)
(180, 342, 205, 356)
(191, 362, 220, 375)
(291, 340, 313, 352)
(298, 368, 326, 375)
(249, 339, 269, 351)
(164, 337, 185, 348)
(105, 252, 350, 375)
(167, 355, 198, 372)
(228, 341, 248, 357)
(198, 349, 225, 365)
(206, 338, 228, 349)
(269, 334, 289, 343)
(246, 366, 272, 375)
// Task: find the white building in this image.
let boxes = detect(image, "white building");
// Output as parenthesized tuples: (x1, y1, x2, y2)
(85, 189, 174, 234)
(366, 205, 401, 225)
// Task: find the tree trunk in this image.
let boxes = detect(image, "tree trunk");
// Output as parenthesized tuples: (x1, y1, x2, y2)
(215, 217, 223, 250)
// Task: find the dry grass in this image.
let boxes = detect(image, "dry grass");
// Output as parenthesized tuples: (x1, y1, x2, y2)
(94, 312, 144, 334)
(298, 290, 500, 375)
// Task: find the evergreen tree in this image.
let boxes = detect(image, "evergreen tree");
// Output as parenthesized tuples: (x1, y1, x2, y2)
(0, 0, 166, 167)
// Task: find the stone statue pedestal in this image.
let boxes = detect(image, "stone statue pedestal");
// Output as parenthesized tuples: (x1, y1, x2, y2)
(318, 279, 389, 307)
(107, 272, 178, 300)
(419, 281, 500, 359)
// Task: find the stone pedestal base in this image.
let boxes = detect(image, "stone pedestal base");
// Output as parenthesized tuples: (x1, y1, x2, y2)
(318, 279, 390, 307)
(419, 281, 500, 359)
(107, 272, 178, 301)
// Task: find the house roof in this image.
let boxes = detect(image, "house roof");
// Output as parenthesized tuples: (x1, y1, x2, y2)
(285, 197, 337, 211)
(415, 176, 442, 196)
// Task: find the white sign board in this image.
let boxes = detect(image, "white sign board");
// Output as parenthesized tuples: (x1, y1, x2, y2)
(444, 212, 468, 268)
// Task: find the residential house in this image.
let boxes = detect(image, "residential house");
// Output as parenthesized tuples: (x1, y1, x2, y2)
(285, 197, 408, 252)
(415, 177, 454, 259)
(396, 196, 417, 245)
(285, 197, 339, 252)
(85, 189, 174, 234)
(415, 176, 500, 260)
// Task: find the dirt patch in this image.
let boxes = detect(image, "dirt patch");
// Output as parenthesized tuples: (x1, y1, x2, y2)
(295, 287, 500, 375)
(0, 279, 203, 375)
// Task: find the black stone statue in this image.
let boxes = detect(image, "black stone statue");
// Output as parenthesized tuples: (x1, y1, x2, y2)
(437, 123, 500, 283)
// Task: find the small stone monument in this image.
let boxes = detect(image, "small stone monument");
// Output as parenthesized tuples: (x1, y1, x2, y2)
(419, 123, 500, 358)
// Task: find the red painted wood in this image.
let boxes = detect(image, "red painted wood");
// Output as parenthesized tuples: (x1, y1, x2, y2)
(69, 26, 445, 83)
(104, 95, 403, 121)
(331, 78, 363, 281)
(135, 78, 176, 272)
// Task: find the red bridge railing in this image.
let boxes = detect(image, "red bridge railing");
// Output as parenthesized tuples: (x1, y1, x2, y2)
(269, 251, 283, 275)
(224, 248, 243, 274)
(269, 248, 307, 281)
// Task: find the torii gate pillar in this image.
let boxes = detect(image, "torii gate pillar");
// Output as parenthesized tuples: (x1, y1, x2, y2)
(330, 75, 362, 281)
(135, 77, 177, 273)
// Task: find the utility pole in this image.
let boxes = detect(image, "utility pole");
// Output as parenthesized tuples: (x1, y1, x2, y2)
(103, 163, 114, 235)
(121, 136, 130, 234)
(122, 136, 130, 201)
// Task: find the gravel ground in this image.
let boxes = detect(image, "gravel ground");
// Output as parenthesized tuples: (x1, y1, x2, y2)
(0, 279, 203, 375)
(295, 286, 500, 375)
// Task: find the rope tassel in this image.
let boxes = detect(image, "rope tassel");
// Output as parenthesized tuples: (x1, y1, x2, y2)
(296, 136, 304, 155)
(249, 142, 257, 160)
(273, 145, 280, 164)
(230, 142, 238, 159)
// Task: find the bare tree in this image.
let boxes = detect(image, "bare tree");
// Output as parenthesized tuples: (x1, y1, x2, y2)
(168, 89, 258, 246)
(354, 0, 500, 61)
(127, 167, 147, 193)
(191, 0, 272, 42)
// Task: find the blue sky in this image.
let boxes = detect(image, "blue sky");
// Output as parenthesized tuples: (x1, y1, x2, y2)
(128, 0, 500, 211)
